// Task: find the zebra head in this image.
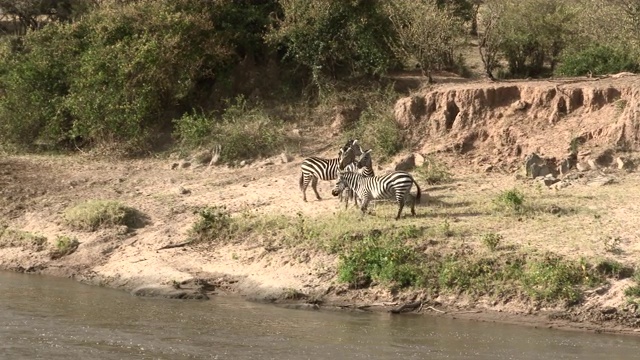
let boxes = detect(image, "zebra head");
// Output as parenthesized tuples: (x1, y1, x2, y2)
(338, 139, 363, 159)
(338, 141, 358, 170)
(357, 149, 372, 169)
(331, 171, 348, 197)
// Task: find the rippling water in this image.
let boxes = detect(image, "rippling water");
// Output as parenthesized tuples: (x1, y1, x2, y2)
(1, 271, 639, 359)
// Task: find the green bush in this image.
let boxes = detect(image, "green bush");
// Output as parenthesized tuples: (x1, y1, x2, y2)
(189, 206, 236, 243)
(64, 200, 137, 231)
(556, 45, 639, 76)
(174, 96, 286, 162)
(337, 232, 424, 288)
(268, 0, 396, 83)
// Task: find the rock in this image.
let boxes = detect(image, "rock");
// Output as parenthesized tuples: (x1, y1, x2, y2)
(512, 100, 529, 111)
(484, 165, 494, 173)
(131, 285, 209, 300)
(587, 176, 614, 187)
(616, 156, 631, 170)
(178, 186, 191, 195)
(524, 153, 544, 178)
(180, 161, 191, 169)
(240, 160, 247, 167)
(552, 180, 571, 190)
(170, 162, 179, 170)
(394, 154, 416, 171)
(208, 144, 222, 167)
(587, 158, 598, 170)
(540, 175, 560, 186)
(280, 152, 292, 164)
(576, 162, 590, 172)
(600, 306, 617, 315)
(529, 163, 551, 178)
(414, 153, 426, 167)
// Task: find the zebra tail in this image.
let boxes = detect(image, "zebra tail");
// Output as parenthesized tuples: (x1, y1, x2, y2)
(413, 178, 422, 202)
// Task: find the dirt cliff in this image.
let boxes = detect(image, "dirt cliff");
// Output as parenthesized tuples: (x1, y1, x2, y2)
(394, 75, 640, 170)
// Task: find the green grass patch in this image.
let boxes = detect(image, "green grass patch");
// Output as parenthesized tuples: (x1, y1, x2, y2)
(0, 226, 47, 251)
(50, 235, 80, 259)
(481, 232, 503, 252)
(64, 200, 138, 231)
(494, 188, 526, 213)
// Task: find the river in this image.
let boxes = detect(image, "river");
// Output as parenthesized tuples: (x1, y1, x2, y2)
(1, 271, 639, 359)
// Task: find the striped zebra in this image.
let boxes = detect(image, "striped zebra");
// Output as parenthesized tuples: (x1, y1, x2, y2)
(299, 141, 359, 202)
(341, 149, 375, 208)
(331, 170, 421, 220)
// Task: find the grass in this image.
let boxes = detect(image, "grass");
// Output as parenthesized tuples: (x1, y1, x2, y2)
(63, 200, 138, 231)
(415, 156, 454, 185)
(0, 226, 47, 250)
(50, 235, 80, 259)
(181, 170, 640, 306)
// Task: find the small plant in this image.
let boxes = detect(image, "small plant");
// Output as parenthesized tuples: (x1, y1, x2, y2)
(64, 200, 137, 231)
(494, 188, 525, 212)
(416, 156, 453, 185)
(337, 232, 424, 288)
(615, 99, 628, 112)
(439, 219, 454, 237)
(0, 228, 47, 250)
(50, 235, 80, 259)
(189, 205, 235, 243)
(481, 232, 503, 252)
(595, 259, 633, 279)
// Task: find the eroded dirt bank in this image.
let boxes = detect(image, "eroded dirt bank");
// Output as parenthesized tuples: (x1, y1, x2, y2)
(2, 76, 640, 336)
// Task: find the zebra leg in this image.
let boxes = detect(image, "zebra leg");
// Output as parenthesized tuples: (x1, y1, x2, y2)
(311, 177, 321, 200)
(300, 173, 309, 202)
(410, 194, 417, 216)
(360, 196, 371, 216)
(395, 196, 406, 220)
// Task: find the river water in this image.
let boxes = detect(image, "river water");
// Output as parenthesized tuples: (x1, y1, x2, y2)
(1, 271, 639, 360)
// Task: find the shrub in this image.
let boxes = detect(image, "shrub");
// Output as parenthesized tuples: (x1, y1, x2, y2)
(481, 232, 503, 252)
(189, 206, 236, 243)
(268, 0, 396, 84)
(174, 96, 286, 163)
(337, 233, 424, 288)
(555, 45, 639, 76)
(416, 156, 453, 185)
(521, 256, 590, 303)
(64, 200, 137, 231)
(50, 235, 80, 259)
(494, 188, 525, 212)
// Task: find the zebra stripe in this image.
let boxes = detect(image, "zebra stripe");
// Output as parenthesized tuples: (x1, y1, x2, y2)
(299, 142, 358, 202)
(341, 148, 375, 208)
(331, 170, 421, 220)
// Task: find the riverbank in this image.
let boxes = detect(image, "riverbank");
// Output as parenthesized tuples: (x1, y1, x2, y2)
(1, 148, 640, 336)
(2, 77, 640, 336)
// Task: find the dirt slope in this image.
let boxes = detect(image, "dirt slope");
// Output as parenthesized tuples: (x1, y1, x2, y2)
(2, 75, 640, 336)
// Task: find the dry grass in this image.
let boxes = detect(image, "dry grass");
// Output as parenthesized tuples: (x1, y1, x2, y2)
(63, 200, 139, 231)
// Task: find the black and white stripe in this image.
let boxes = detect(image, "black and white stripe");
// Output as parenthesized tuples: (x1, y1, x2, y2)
(299, 142, 358, 202)
(331, 170, 421, 220)
(340, 148, 375, 208)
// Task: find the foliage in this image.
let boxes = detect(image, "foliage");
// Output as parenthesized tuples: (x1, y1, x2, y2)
(174, 96, 286, 162)
(494, 188, 525, 212)
(337, 231, 424, 288)
(416, 156, 453, 185)
(555, 44, 639, 76)
(481, 0, 579, 78)
(481, 232, 502, 252)
(50, 235, 80, 259)
(0, 227, 47, 250)
(63, 200, 137, 231)
(521, 255, 592, 303)
(189, 206, 236, 243)
(384, 0, 465, 79)
(268, 0, 396, 84)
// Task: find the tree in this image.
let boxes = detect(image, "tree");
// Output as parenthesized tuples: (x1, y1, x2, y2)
(384, 0, 464, 83)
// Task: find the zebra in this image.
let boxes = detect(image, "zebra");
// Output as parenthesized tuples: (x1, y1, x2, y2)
(331, 170, 422, 220)
(299, 141, 359, 202)
(340, 148, 375, 208)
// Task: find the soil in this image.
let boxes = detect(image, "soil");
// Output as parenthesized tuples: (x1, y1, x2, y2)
(1, 72, 640, 336)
